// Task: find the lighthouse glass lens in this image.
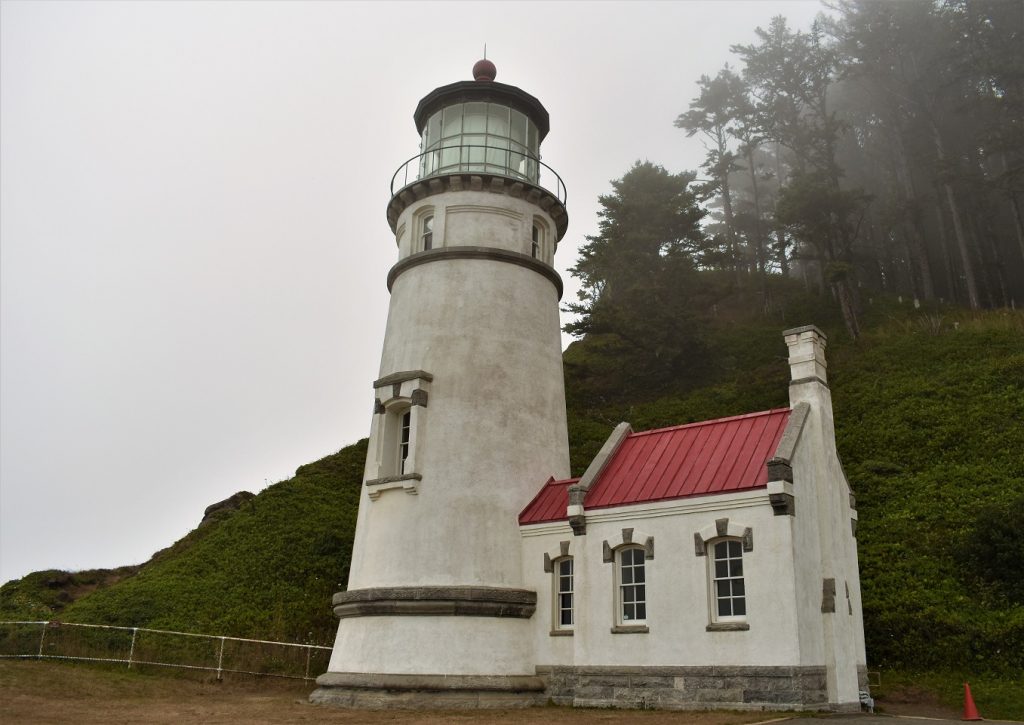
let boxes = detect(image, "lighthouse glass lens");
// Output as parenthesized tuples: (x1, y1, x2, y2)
(419, 102, 540, 184)
(426, 112, 441, 149)
(464, 103, 487, 133)
(442, 105, 462, 140)
(487, 104, 509, 136)
(511, 110, 527, 146)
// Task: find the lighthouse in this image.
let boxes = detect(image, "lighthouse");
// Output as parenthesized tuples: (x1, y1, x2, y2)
(312, 60, 570, 708)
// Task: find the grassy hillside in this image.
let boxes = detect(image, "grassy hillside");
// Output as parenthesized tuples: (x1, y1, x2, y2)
(2, 441, 366, 644)
(567, 305, 1023, 676)
(3, 304, 1021, 687)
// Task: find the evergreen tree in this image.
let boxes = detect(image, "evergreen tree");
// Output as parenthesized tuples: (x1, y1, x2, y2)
(565, 162, 708, 392)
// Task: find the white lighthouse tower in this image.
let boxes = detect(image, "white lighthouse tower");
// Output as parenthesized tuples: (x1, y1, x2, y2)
(312, 60, 570, 708)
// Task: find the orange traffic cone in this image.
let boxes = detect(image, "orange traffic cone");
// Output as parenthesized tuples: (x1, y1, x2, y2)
(963, 682, 982, 721)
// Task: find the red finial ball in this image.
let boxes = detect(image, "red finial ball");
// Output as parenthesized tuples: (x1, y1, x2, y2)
(473, 58, 497, 82)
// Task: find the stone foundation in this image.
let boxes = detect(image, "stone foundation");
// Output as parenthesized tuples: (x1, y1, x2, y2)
(535, 665, 830, 711)
(310, 672, 546, 709)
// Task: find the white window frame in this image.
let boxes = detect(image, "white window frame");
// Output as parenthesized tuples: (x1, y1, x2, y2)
(616, 546, 647, 625)
(709, 538, 746, 623)
(531, 217, 549, 262)
(365, 371, 431, 500)
(553, 556, 574, 631)
(397, 409, 412, 474)
(421, 214, 434, 251)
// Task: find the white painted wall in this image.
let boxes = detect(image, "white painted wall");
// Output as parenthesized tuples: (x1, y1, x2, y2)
(521, 491, 803, 668)
(329, 615, 536, 675)
(515, 327, 867, 711)
(785, 327, 865, 707)
(327, 188, 570, 678)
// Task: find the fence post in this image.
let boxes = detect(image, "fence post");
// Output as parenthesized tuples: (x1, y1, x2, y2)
(304, 645, 311, 681)
(216, 636, 225, 681)
(127, 627, 138, 669)
(37, 621, 48, 658)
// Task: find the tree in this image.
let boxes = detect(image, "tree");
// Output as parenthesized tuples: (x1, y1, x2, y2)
(734, 16, 865, 338)
(565, 162, 709, 391)
(675, 68, 746, 283)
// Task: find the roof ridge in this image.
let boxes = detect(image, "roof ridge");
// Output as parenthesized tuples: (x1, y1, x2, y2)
(627, 407, 792, 438)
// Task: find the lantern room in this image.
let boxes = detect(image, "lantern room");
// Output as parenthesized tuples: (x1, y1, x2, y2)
(412, 60, 549, 183)
(386, 60, 567, 243)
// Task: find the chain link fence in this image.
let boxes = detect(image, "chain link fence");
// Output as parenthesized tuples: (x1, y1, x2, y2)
(0, 621, 331, 681)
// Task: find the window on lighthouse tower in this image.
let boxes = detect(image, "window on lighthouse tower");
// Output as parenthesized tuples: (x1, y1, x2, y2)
(531, 224, 540, 259)
(421, 215, 434, 251)
(398, 410, 412, 474)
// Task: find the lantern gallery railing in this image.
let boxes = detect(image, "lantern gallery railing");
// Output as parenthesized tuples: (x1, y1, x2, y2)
(390, 145, 567, 205)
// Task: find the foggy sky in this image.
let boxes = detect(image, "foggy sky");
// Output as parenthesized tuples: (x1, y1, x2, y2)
(0, 1, 828, 583)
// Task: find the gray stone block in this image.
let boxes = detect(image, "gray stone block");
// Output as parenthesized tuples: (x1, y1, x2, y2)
(628, 676, 673, 689)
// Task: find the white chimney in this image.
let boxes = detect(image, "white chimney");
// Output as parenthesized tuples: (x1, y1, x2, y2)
(783, 325, 828, 386)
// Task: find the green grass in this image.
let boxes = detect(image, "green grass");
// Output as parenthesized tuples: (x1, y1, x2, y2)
(874, 669, 1024, 721)
(566, 306, 1024, 675)
(0, 440, 367, 645)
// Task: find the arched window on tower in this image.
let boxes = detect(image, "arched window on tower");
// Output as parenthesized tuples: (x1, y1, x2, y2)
(421, 215, 434, 251)
(531, 217, 549, 261)
(398, 409, 412, 475)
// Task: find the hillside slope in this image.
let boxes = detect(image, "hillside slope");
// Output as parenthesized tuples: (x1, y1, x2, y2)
(0, 441, 366, 644)
(3, 309, 1021, 673)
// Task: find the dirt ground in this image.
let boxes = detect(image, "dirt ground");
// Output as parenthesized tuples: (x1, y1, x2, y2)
(0, 660, 795, 725)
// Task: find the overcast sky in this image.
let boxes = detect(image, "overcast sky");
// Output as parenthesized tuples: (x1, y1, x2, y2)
(1, 1, 829, 584)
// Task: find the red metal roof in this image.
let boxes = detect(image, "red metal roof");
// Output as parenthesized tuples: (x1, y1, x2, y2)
(519, 477, 579, 525)
(519, 408, 790, 526)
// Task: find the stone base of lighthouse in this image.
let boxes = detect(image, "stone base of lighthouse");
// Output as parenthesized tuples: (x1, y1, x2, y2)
(310, 674, 545, 709)
(311, 596, 545, 709)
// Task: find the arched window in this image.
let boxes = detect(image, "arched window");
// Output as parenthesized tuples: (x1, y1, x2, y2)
(421, 215, 434, 251)
(617, 547, 647, 624)
(710, 539, 746, 621)
(553, 557, 574, 631)
(398, 409, 412, 474)
(531, 224, 541, 259)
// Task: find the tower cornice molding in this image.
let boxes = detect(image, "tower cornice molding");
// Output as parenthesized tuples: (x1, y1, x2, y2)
(387, 246, 563, 299)
(332, 585, 537, 619)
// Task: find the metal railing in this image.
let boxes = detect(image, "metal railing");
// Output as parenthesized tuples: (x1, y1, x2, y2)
(390, 144, 567, 205)
(0, 620, 332, 682)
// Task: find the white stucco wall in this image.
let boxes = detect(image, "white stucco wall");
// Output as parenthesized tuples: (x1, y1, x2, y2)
(521, 490, 803, 668)
(327, 188, 570, 679)
(329, 615, 536, 675)
(786, 327, 867, 707)
(396, 193, 558, 264)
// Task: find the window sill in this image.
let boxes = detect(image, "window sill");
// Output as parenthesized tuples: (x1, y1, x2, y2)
(365, 473, 422, 500)
(549, 629, 574, 637)
(706, 622, 749, 632)
(611, 624, 649, 634)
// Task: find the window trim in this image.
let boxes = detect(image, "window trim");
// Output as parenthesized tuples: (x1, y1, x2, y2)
(615, 545, 648, 627)
(551, 556, 574, 635)
(365, 371, 432, 500)
(707, 537, 749, 629)
(421, 214, 434, 251)
(397, 409, 412, 475)
(531, 217, 550, 262)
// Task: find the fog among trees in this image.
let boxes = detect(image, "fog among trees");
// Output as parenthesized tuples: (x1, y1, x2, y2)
(570, 0, 1023, 343)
